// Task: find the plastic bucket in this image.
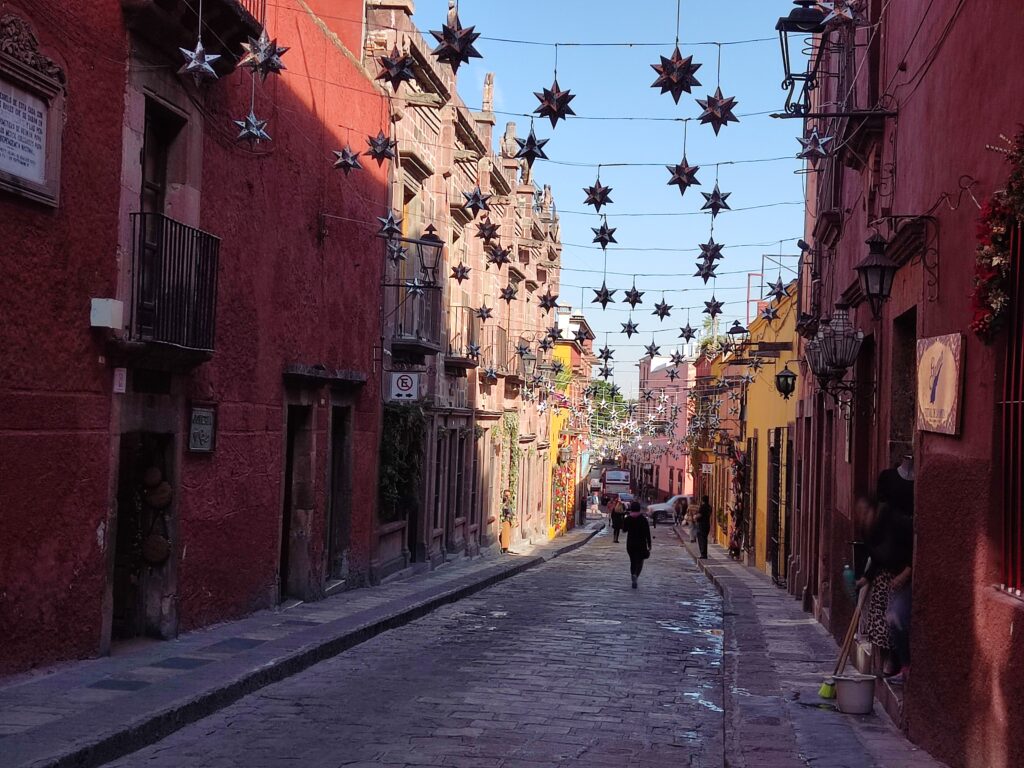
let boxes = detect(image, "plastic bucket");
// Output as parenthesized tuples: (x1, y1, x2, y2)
(835, 673, 875, 714)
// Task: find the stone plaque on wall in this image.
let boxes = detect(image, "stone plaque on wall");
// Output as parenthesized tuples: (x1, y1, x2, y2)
(0, 14, 65, 206)
(916, 333, 964, 436)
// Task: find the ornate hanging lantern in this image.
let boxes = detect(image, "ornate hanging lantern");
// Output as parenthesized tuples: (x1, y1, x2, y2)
(774, 364, 797, 399)
(855, 232, 899, 318)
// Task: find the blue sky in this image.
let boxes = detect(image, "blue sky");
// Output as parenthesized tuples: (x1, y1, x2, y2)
(415, 0, 806, 394)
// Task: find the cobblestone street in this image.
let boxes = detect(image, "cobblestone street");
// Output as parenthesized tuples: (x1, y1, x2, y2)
(104, 529, 725, 768)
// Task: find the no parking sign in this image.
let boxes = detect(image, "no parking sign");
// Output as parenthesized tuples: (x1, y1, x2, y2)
(390, 372, 419, 401)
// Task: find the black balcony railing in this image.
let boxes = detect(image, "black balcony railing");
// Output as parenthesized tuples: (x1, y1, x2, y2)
(387, 283, 443, 355)
(130, 212, 219, 353)
(446, 305, 481, 361)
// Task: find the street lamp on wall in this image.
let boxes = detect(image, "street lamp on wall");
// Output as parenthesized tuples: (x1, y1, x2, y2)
(416, 224, 445, 284)
(855, 232, 899, 318)
(726, 320, 749, 347)
(522, 352, 538, 383)
(775, 1, 826, 117)
(774, 364, 797, 399)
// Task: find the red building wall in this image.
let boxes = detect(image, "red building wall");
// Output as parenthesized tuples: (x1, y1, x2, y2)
(0, 0, 387, 673)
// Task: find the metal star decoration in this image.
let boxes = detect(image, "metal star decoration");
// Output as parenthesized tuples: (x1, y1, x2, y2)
(820, 1, 861, 25)
(760, 304, 780, 323)
(766, 278, 788, 302)
(696, 87, 740, 135)
(574, 327, 590, 344)
(592, 282, 617, 309)
(476, 305, 493, 322)
(645, 341, 661, 358)
(476, 219, 499, 242)
(515, 342, 530, 358)
(534, 78, 576, 127)
(703, 295, 724, 318)
(234, 110, 271, 145)
(462, 187, 491, 218)
(598, 346, 614, 361)
(667, 368, 681, 381)
(728, 390, 741, 401)
(741, 372, 756, 385)
(486, 245, 512, 270)
(592, 221, 617, 250)
(670, 351, 685, 365)
(699, 237, 725, 262)
(583, 179, 614, 212)
(332, 146, 363, 175)
(797, 128, 833, 167)
(366, 131, 397, 165)
(667, 157, 701, 196)
(700, 184, 732, 218)
(376, 211, 402, 239)
(624, 285, 644, 308)
(679, 324, 696, 342)
(405, 278, 426, 298)
(514, 126, 549, 169)
(621, 319, 639, 338)
(387, 242, 409, 264)
(500, 284, 518, 303)
(179, 39, 221, 85)
(653, 300, 673, 320)
(599, 366, 614, 380)
(650, 46, 702, 104)
(482, 366, 499, 383)
(547, 325, 563, 340)
(538, 290, 560, 313)
(239, 28, 288, 81)
(551, 360, 565, 375)
(694, 260, 718, 284)
(642, 389, 655, 402)
(377, 46, 416, 91)
(451, 263, 471, 283)
(467, 342, 481, 359)
(610, 385, 622, 398)
(429, 12, 482, 73)
(749, 356, 765, 372)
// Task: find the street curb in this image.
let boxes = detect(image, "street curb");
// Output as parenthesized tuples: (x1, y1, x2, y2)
(18, 523, 605, 768)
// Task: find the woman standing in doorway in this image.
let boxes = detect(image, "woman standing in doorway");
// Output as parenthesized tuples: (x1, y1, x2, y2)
(623, 502, 652, 588)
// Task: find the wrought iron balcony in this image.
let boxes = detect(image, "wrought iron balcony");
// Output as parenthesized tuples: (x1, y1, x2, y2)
(386, 283, 442, 360)
(445, 305, 481, 371)
(128, 213, 219, 357)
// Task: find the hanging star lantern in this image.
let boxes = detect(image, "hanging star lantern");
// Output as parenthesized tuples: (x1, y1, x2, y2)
(476, 218, 499, 242)
(760, 304, 780, 323)
(766, 278, 788, 302)
(598, 346, 614, 361)
(621, 319, 639, 338)
(670, 351, 685, 366)
(534, 78, 576, 127)
(332, 146, 363, 175)
(239, 28, 288, 81)
(405, 278, 426, 298)
(592, 282, 617, 309)
(376, 211, 402, 239)
(467, 342, 481, 359)
(653, 300, 673, 320)
(624, 285, 644, 309)
(377, 46, 416, 91)
(514, 126, 549, 169)
(667, 157, 701, 196)
(515, 343, 531, 358)
(701, 184, 732, 218)
(547, 325, 563, 340)
(645, 341, 661, 358)
(583, 179, 614, 212)
(551, 360, 565, 375)
(387, 242, 409, 264)
(476, 305, 493, 321)
(179, 39, 221, 85)
(696, 87, 740, 135)
(650, 46, 702, 104)
(679, 324, 696, 342)
(450, 263, 471, 283)
(592, 221, 617, 250)
(429, 12, 482, 73)
(366, 131, 396, 165)
(699, 237, 725, 262)
(610, 384, 622, 398)
(599, 366, 614, 380)
(462, 186, 491, 218)
(667, 368, 681, 381)
(703, 295, 724, 318)
(499, 284, 518, 304)
(749, 356, 765, 372)
(482, 366, 499, 383)
(539, 337, 554, 351)
(694, 260, 718, 284)
(820, 1, 861, 25)
(574, 327, 590, 344)
(797, 128, 833, 167)
(234, 110, 271, 145)
(538, 290, 560, 313)
(642, 389, 655, 402)
(486, 245, 512, 270)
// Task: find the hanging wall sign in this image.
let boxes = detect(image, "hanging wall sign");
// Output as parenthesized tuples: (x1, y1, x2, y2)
(390, 372, 420, 401)
(188, 404, 217, 453)
(916, 333, 963, 436)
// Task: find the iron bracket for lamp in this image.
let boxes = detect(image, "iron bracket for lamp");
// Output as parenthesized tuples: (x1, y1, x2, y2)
(770, 109, 899, 120)
(869, 214, 940, 302)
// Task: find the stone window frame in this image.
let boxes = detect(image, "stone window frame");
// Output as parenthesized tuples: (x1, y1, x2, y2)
(0, 14, 66, 207)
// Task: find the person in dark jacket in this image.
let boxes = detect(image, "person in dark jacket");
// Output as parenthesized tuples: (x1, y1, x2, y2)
(623, 501, 652, 588)
(695, 496, 712, 559)
(610, 497, 625, 543)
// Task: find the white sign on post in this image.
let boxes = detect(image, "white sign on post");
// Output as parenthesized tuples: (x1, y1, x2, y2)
(390, 372, 419, 401)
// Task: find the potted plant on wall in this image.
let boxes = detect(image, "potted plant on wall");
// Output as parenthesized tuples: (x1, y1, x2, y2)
(500, 489, 515, 552)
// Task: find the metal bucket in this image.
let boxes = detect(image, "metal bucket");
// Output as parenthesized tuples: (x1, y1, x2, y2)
(835, 673, 875, 715)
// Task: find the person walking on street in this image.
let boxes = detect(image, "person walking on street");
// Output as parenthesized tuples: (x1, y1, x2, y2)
(610, 497, 625, 543)
(623, 501, 652, 588)
(695, 496, 712, 558)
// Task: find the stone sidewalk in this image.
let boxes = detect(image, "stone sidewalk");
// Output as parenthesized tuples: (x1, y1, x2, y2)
(0, 521, 603, 768)
(673, 525, 946, 768)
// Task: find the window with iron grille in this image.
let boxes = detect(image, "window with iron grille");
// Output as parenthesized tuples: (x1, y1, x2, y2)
(1000, 222, 1024, 597)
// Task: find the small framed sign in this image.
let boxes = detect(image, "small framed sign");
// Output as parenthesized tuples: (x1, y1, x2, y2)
(916, 333, 964, 436)
(188, 403, 217, 453)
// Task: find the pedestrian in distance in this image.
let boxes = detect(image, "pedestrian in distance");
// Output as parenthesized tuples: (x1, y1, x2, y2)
(623, 501, 652, 588)
(610, 497, 625, 543)
(695, 496, 712, 558)
(674, 496, 689, 527)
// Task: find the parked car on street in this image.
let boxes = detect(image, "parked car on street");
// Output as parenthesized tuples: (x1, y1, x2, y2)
(647, 494, 693, 524)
